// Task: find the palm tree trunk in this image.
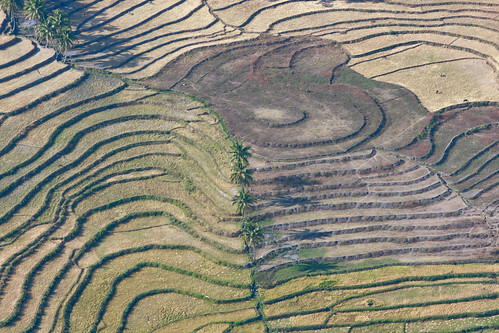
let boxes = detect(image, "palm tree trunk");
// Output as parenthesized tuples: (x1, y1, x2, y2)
(10, 13, 16, 32)
(252, 243, 256, 263)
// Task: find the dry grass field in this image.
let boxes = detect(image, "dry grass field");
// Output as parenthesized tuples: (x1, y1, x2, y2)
(0, 35, 256, 332)
(0, 0, 498, 332)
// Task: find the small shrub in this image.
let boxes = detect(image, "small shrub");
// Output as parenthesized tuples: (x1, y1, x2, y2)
(183, 178, 196, 192)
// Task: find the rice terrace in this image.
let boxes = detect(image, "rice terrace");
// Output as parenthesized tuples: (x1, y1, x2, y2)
(0, 0, 498, 331)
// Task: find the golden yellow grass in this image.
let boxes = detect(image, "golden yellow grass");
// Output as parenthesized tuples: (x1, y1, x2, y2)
(72, 159, 238, 234)
(0, 122, 179, 213)
(215, 0, 292, 27)
(264, 277, 494, 319)
(230, 321, 267, 333)
(88, 0, 195, 33)
(77, 0, 148, 31)
(175, 126, 234, 187)
(70, 210, 246, 269)
(0, 224, 47, 261)
(0, 182, 54, 235)
(0, 61, 250, 330)
(394, 0, 497, 4)
(0, 38, 34, 66)
(317, 19, 499, 44)
(79, 0, 204, 42)
(38, 263, 83, 332)
(329, 297, 498, 324)
(120, 30, 258, 80)
(340, 33, 456, 56)
(264, 290, 342, 317)
(154, 308, 258, 333)
(218, 0, 408, 30)
(351, 323, 404, 333)
(0, 241, 59, 323)
(336, 26, 499, 65)
(71, 251, 250, 331)
(6, 110, 171, 169)
(101, 16, 225, 72)
(2, 241, 73, 332)
(76, 1, 214, 62)
(406, 315, 499, 332)
(94, 267, 249, 332)
(0, 69, 84, 114)
(350, 44, 477, 73)
(275, 10, 493, 35)
(337, 283, 499, 310)
(196, 323, 232, 333)
(0, 61, 67, 96)
(0, 75, 122, 148)
(269, 311, 329, 329)
(207, 0, 245, 10)
(92, 218, 244, 264)
(375, 58, 499, 111)
(262, 264, 499, 302)
(0, 110, 159, 175)
(0, 45, 55, 78)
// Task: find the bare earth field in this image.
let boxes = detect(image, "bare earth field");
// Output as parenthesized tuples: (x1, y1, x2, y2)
(0, 0, 497, 332)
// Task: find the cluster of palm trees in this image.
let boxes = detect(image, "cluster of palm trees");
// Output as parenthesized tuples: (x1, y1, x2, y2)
(1, 0, 75, 60)
(230, 139, 264, 263)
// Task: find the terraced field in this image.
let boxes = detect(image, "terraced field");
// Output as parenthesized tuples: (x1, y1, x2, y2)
(0, 35, 259, 332)
(146, 34, 498, 268)
(0, 0, 498, 332)
(60, 0, 499, 111)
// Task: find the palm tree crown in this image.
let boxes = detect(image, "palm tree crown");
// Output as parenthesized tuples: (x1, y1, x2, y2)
(48, 9, 69, 28)
(230, 139, 252, 167)
(233, 187, 255, 216)
(24, 0, 46, 21)
(240, 221, 264, 262)
(56, 24, 74, 60)
(230, 161, 253, 189)
(35, 17, 53, 45)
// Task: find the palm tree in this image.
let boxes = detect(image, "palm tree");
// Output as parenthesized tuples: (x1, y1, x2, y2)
(35, 17, 53, 46)
(48, 9, 69, 29)
(24, 0, 46, 21)
(1, 0, 24, 31)
(233, 187, 255, 218)
(240, 221, 264, 262)
(230, 139, 252, 167)
(230, 161, 253, 189)
(56, 24, 74, 61)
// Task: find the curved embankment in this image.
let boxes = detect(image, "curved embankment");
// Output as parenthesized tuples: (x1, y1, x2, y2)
(144, 33, 498, 331)
(60, 0, 499, 111)
(211, 0, 499, 110)
(0, 35, 256, 332)
(1, 0, 498, 331)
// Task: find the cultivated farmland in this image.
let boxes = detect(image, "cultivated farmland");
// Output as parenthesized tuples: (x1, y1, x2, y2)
(0, 0, 498, 332)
